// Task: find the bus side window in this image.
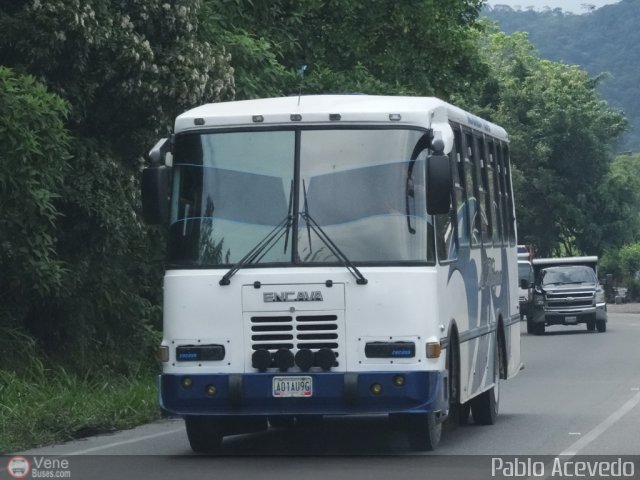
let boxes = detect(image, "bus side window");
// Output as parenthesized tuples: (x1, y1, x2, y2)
(436, 124, 460, 262)
(486, 140, 501, 245)
(496, 142, 508, 245)
(502, 145, 516, 245)
(463, 131, 481, 247)
(454, 126, 469, 249)
(476, 135, 492, 246)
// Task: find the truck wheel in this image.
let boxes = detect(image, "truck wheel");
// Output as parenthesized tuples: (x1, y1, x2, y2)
(596, 319, 607, 332)
(533, 322, 545, 335)
(405, 412, 442, 451)
(526, 317, 534, 334)
(185, 416, 224, 454)
(586, 320, 596, 331)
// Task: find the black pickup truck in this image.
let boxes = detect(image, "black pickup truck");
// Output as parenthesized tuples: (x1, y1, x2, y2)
(527, 256, 607, 335)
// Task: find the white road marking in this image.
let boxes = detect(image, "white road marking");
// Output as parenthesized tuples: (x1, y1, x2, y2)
(64, 425, 185, 455)
(559, 390, 640, 457)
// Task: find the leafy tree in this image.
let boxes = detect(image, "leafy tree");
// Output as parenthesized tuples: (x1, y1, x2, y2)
(602, 242, 640, 301)
(484, 0, 640, 151)
(0, 67, 70, 332)
(204, 0, 486, 100)
(475, 28, 627, 256)
(596, 153, 640, 251)
(0, 0, 234, 371)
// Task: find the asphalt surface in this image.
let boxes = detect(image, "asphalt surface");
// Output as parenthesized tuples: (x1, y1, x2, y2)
(3, 307, 640, 479)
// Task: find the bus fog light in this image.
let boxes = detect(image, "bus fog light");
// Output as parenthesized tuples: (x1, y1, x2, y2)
(295, 348, 314, 371)
(392, 375, 405, 386)
(181, 377, 193, 389)
(274, 348, 294, 371)
(315, 348, 336, 371)
(252, 349, 272, 371)
(206, 385, 217, 396)
(426, 342, 441, 358)
(370, 383, 383, 395)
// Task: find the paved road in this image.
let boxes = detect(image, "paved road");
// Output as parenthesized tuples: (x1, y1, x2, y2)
(4, 308, 640, 479)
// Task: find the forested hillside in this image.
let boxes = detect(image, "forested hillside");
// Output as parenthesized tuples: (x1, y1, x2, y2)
(484, 0, 640, 152)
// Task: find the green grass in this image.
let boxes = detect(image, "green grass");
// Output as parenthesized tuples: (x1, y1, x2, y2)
(0, 367, 160, 453)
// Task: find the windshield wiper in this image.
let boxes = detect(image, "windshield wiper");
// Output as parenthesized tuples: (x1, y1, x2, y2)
(299, 186, 367, 285)
(283, 179, 294, 254)
(220, 179, 296, 286)
(219, 215, 292, 286)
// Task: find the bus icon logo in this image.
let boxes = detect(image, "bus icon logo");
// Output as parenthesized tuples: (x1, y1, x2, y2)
(7, 456, 30, 479)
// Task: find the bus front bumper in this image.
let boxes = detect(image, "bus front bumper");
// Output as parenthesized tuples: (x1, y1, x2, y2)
(158, 371, 447, 417)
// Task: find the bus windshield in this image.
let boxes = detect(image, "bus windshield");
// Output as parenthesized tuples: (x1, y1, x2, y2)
(167, 128, 434, 267)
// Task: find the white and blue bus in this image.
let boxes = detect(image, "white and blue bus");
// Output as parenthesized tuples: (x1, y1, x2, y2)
(142, 95, 522, 452)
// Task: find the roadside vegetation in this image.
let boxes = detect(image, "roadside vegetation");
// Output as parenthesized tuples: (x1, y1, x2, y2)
(0, 366, 159, 453)
(0, 328, 160, 453)
(0, 0, 637, 451)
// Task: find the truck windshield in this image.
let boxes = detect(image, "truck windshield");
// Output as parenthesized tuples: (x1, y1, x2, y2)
(541, 266, 595, 286)
(167, 128, 434, 267)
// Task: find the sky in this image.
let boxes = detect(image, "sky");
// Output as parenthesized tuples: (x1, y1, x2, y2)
(486, 0, 620, 14)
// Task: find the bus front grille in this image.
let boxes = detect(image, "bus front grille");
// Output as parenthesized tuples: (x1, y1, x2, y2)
(249, 313, 342, 370)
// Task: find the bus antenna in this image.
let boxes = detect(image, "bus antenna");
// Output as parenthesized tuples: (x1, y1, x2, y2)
(297, 65, 308, 106)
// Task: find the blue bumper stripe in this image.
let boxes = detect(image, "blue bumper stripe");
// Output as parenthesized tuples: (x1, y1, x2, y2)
(160, 371, 447, 416)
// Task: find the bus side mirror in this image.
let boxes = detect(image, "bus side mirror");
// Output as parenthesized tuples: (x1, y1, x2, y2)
(426, 151, 452, 215)
(141, 138, 171, 225)
(141, 165, 169, 225)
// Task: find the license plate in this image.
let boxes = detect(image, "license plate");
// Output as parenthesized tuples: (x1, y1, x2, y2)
(272, 376, 313, 398)
(565, 316, 577, 324)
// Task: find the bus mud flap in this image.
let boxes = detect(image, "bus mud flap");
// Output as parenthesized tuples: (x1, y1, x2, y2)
(228, 374, 243, 407)
(344, 373, 359, 406)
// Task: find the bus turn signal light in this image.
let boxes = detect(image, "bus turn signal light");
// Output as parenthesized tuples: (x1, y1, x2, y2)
(426, 342, 441, 358)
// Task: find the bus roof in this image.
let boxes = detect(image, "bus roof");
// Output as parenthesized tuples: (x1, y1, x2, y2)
(174, 95, 508, 141)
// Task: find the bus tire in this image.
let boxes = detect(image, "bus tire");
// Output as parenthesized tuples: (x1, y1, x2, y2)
(596, 319, 607, 332)
(471, 384, 499, 425)
(444, 330, 469, 428)
(471, 339, 501, 425)
(406, 413, 442, 451)
(185, 416, 224, 454)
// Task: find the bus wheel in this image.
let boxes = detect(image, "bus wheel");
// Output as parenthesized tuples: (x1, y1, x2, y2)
(406, 413, 442, 451)
(471, 341, 501, 425)
(596, 319, 607, 332)
(185, 416, 224, 454)
(458, 402, 471, 426)
(444, 333, 469, 428)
